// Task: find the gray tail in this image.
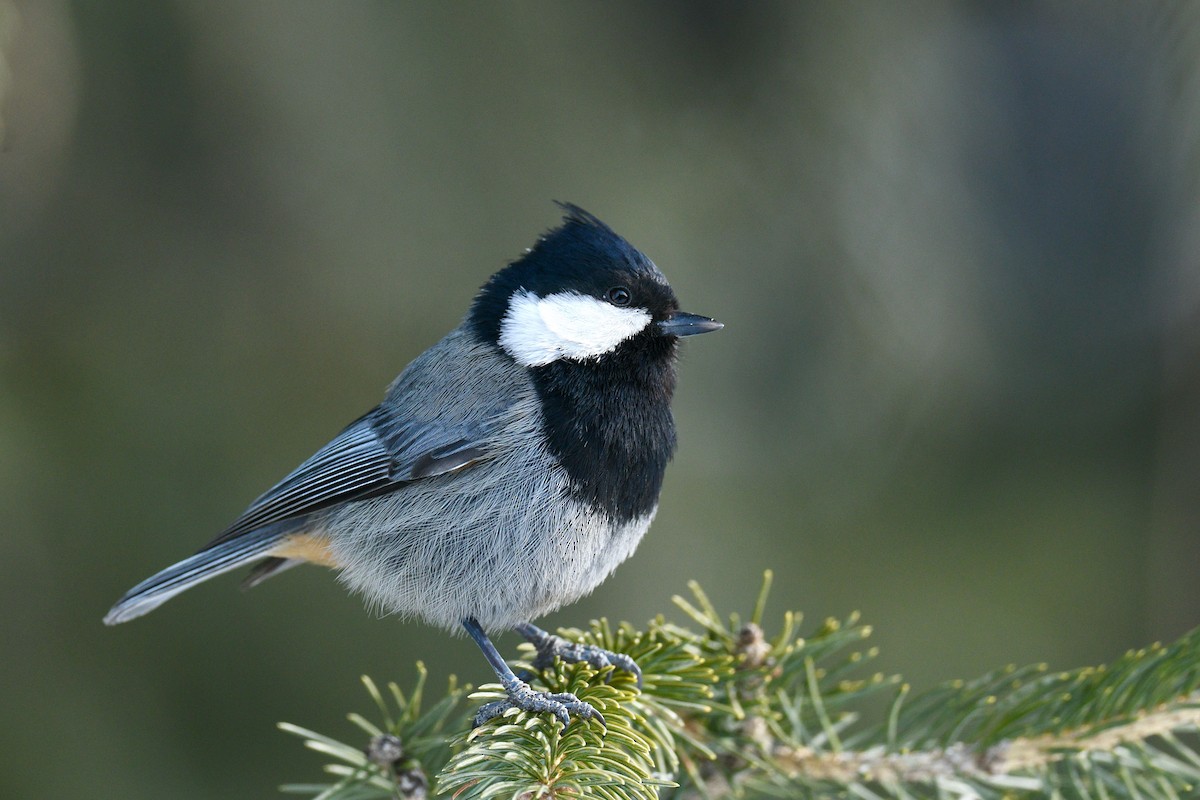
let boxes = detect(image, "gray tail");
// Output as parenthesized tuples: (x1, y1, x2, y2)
(103, 526, 288, 626)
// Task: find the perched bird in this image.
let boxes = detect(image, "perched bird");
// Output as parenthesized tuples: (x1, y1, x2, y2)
(104, 204, 722, 728)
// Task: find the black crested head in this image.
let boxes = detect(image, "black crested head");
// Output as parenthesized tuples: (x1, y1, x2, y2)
(462, 204, 722, 522)
(466, 205, 691, 522)
(468, 203, 680, 348)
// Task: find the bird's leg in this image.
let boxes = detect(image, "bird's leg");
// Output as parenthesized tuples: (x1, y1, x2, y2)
(513, 621, 642, 687)
(462, 617, 604, 731)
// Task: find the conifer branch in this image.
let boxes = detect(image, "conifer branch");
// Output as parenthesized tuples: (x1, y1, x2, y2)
(280, 573, 1200, 799)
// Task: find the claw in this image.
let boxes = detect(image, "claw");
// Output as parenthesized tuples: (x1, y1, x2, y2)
(473, 680, 605, 732)
(517, 623, 643, 688)
(461, 617, 629, 733)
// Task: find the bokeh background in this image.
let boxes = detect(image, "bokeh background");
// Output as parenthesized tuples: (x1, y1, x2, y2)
(4, 2, 1200, 797)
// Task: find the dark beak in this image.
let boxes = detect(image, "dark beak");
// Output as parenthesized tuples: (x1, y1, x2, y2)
(657, 311, 724, 337)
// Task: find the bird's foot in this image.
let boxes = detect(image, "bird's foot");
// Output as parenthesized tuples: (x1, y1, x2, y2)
(517, 623, 642, 687)
(473, 678, 604, 731)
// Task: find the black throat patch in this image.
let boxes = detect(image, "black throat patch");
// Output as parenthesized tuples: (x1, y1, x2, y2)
(530, 332, 679, 523)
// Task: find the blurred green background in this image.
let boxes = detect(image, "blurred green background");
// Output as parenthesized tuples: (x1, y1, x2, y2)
(3, 1, 1200, 797)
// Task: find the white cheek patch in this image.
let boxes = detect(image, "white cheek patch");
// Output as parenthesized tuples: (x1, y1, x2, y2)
(499, 290, 652, 366)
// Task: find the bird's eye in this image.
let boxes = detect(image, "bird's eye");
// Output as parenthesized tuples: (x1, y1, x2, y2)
(606, 286, 632, 307)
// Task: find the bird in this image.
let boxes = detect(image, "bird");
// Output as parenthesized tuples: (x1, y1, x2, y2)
(104, 204, 722, 729)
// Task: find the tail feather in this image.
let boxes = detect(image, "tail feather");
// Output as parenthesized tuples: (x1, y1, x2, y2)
(104, 527, 287, 625)
(240, 556, 304, 590)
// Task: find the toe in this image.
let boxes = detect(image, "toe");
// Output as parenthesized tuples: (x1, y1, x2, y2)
(583, 647, 612, 671)
(552, 705, 571, 732)
(611, 653, 643, 687)
(473, 683, 605, 732)
(473, 699, 513, 727)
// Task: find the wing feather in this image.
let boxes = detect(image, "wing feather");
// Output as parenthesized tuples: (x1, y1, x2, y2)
(205, 407, 499, 548)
